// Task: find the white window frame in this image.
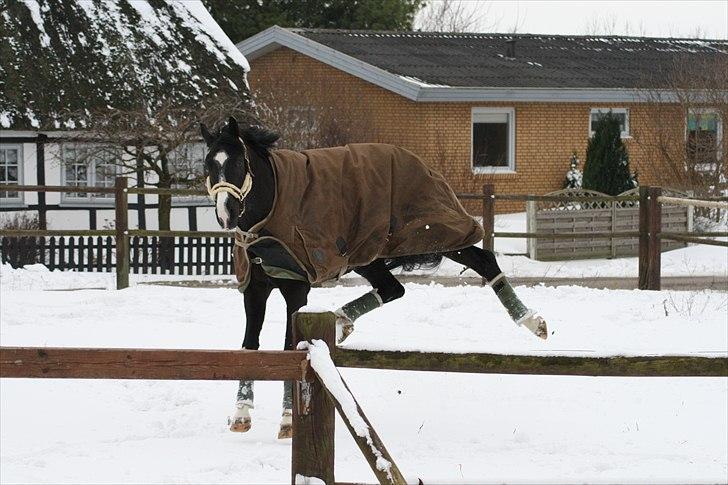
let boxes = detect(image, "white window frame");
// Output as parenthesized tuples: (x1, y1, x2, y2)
(60, 144, 118, 205)
(589, 108, 630, 139)
(686, 108, 724, 173)
(169, 142, 209, 205)
(0, 144, 24, 204)
(471, 107, 516, 173)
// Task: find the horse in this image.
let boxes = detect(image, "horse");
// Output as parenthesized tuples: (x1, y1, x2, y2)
(200, 117, 547, 438)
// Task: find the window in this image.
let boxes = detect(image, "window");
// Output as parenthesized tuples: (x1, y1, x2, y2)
(472, 108, 515, 172)
(61, 145, 118, 201)
(169, 143, 207, 202)
(687, 110, 723, 172)
(0, 145, 22, 201)
(590, 108, 630, 138)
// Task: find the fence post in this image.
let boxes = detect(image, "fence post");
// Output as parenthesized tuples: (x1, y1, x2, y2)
(114, 177, 129, 290)
(638, 186, 662, 290)
(482, 184, 495, 252)
(291, 311, 336, 484)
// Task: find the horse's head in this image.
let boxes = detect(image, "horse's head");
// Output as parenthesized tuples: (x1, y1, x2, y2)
(200, 117, 251, 230)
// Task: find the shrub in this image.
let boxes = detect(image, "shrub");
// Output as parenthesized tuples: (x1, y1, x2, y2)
(583, 112, 637, 195)
(0, 213, 42, 268)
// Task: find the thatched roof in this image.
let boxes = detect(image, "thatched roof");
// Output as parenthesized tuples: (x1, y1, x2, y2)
(0, 0, 250, 131)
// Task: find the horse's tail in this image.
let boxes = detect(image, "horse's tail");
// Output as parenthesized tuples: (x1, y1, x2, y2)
(384, 253, 443, 272)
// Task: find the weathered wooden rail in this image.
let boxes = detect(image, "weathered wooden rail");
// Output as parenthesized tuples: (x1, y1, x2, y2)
(0, 312, 407, 485)
(1, 181, 726, 291)
(467, 184, 727, 291)
(334, 349, 727, 377)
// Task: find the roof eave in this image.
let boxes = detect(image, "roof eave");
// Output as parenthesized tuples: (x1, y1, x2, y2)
(236, 26, 420, 101)
(237, 27, 718, 104)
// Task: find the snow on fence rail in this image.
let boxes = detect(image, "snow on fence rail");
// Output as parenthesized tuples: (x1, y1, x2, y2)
(0, 312, 407, 485)
(1, 180, 727, 291)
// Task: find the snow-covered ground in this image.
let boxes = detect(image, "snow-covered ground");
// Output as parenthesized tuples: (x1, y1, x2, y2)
(1, 263, 726, 483)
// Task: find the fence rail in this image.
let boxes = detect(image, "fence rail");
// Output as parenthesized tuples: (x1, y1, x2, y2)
(0, 313, 407, 484)
(1, 180, 727, 290)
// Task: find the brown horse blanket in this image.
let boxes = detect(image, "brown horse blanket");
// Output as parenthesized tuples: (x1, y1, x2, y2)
(233, 143, 483, 289)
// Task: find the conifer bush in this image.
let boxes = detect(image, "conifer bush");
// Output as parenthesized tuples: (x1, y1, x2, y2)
(583, 113, 637, 195)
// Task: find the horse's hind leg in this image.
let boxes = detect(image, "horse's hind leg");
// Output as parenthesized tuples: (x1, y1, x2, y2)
(444, 246, 548, 339)
(335, 259, 405, 344)
(276, 278, 310, 439)
(230, 270, 272, 432)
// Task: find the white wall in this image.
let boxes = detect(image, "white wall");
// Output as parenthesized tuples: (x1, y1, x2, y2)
(1, 137, 220, 231)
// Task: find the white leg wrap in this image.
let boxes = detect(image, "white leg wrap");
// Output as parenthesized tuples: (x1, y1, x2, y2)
(229, 401, 253, 432)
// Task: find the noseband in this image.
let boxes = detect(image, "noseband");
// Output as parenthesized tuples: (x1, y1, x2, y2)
(207, 172, 252, 202)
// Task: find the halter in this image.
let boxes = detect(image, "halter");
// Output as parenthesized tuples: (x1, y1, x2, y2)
(207, 172, 252, 202)
(206, 137, 253, 203)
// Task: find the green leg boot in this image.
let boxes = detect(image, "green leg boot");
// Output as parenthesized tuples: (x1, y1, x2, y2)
(490, 273, 548, 340)
(334, 289, 383, 344)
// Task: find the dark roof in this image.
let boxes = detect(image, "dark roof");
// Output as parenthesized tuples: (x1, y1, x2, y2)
(0, 0, 250, 131)
(292, 29, 728, 89)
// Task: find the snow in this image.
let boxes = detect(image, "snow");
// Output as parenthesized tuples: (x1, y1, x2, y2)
(299, 340, 393, 478)
(0, 112, 11, 128)
(298, 304, 331, 313)
(0, 272, 726, 482)
(171, 1, 250, 71)
(21, 0, 51, 48)
(399, 75, 450, 88)
(295, 475, 325, 485)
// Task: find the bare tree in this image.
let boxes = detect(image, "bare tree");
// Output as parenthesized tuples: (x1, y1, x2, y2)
(416, 0, 490, 33)
(251, 75, 378, 150)
(59, 96, 253, 230)
(583, 13, 619, 36)
(633, 55, 728, 221)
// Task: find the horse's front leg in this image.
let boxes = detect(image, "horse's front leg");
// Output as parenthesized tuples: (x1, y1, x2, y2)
(230, 270, 272, 433)
(276, 278, 310, 439)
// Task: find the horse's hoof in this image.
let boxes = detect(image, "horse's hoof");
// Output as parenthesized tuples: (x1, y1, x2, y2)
(229, 417, 252, 433)
(277, 424, 292, 439)
(277, 409, 293, 439)
(229, 401, 253, 433)
(335, 312, 355, 344)
(517, 310, 548, 340)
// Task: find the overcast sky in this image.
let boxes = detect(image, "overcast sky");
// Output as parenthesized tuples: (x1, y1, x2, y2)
(422, 1, 728, 39)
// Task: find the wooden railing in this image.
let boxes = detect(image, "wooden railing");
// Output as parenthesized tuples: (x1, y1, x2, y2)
(461, 184, 728, 291)
(0, 312, 407, 485)
(1, 180, 727, 291)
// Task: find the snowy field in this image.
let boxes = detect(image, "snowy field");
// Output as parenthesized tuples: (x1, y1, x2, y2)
(1, 263, 727, 483)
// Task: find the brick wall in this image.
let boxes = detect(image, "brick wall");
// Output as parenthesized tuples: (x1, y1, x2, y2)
(248, 48, 681, 213)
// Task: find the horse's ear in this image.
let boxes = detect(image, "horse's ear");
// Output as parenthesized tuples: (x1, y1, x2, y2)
(200, 123, 214, 146)
(226, 116, 240, 138)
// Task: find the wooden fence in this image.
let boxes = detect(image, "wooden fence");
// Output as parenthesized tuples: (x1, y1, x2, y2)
(0, 312, 406, 485)
(0, 234, 236, 274)
(1, 180, 727, 291)
(525, 188, 691, 260)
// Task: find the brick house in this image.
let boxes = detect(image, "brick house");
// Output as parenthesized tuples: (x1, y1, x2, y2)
(238, 27, 727, 212)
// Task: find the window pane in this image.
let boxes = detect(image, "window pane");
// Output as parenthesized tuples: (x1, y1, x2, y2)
(687, 112, 720, 169)
(591, 112, 626, 134)
(7, 166, 17, 182)
(170, 143, 207, 199)
(96, 162, 116, 198)
(6, 149, 18, 165)
(0, 148, 20, 199)
(473, 122, 509, 167)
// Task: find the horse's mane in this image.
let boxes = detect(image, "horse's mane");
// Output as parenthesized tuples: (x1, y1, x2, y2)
(241, 125, 279, 157)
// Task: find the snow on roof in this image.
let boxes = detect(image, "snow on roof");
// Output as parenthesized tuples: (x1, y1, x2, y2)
(0, 0, 250, 130)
